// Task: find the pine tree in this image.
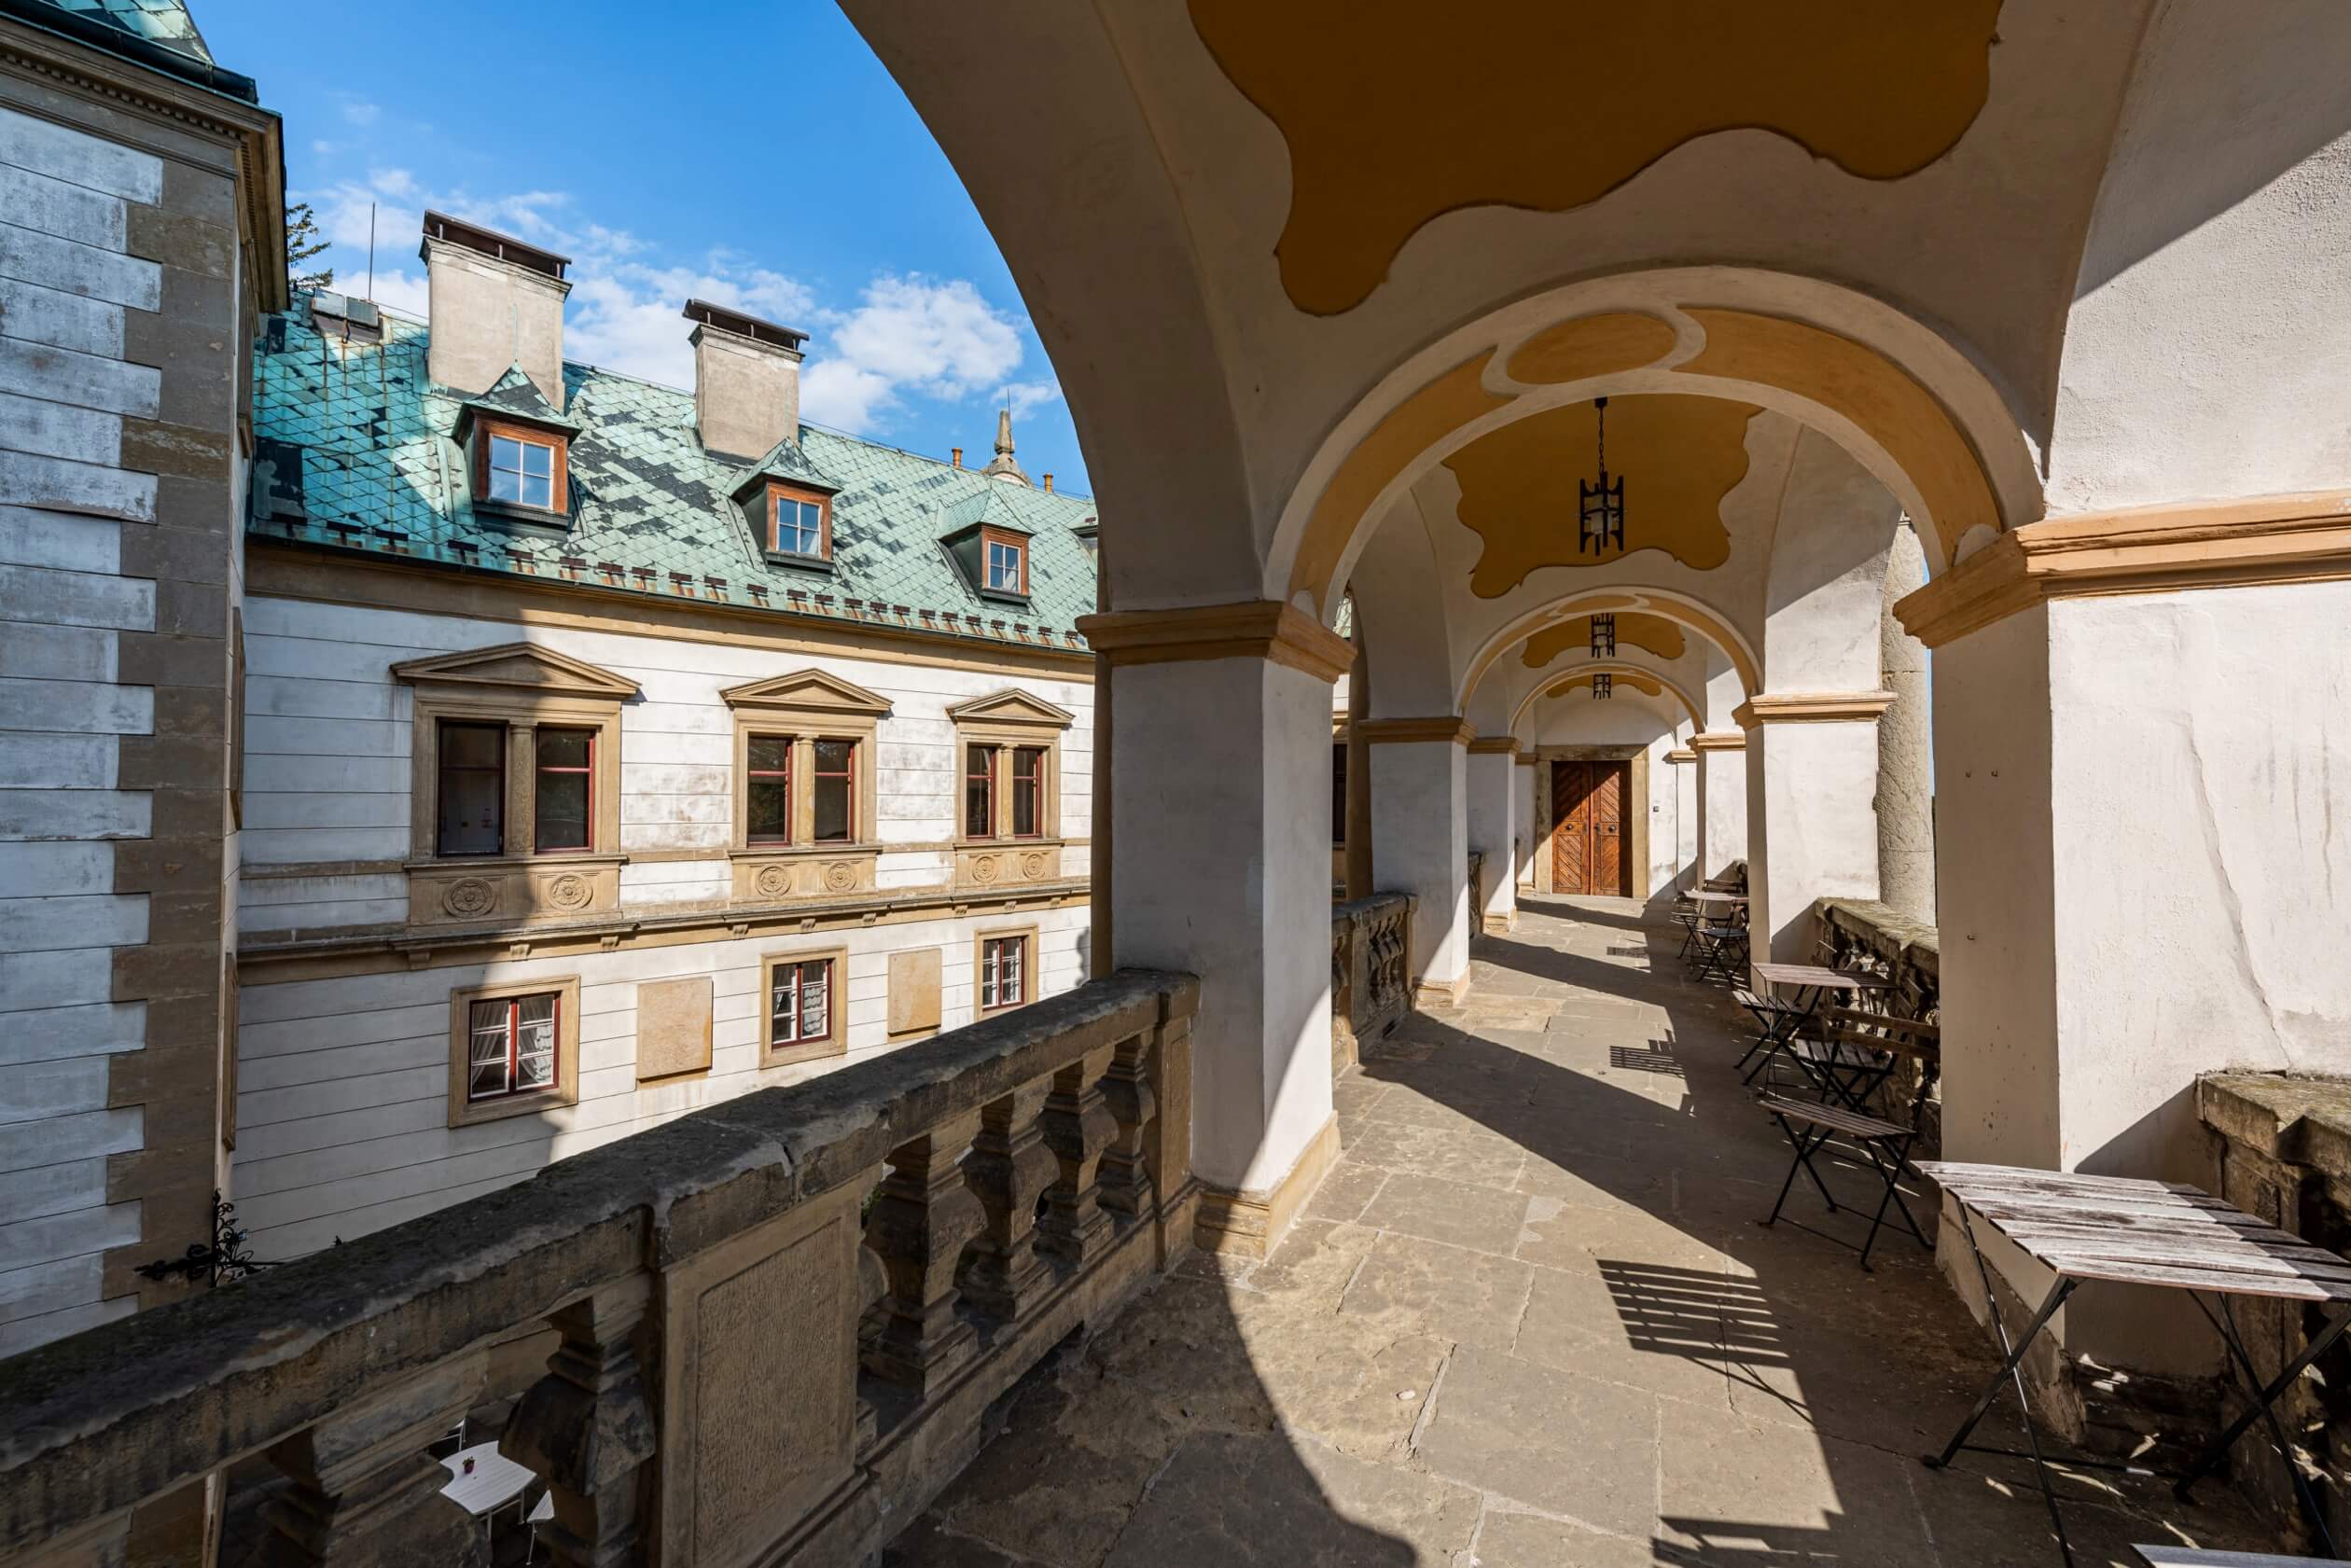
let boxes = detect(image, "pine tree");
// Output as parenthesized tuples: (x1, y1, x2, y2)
(285, 201, 333, 293)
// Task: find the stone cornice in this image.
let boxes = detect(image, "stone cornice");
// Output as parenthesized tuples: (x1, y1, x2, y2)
(1688, 730, 1747, 752)
(1356, 716, 1475, 746)
(1895, 489, 2351, 649)
(1512, 751, 1536, 765)
(1075, 601, 1354, 684)
(1663, 747, 1698, 764)
(1732, 691, 1897, 728)
(1465, 736, 1517, 755)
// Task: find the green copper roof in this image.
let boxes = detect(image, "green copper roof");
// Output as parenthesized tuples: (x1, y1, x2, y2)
(41, 0, 212, 60)
(249, 299, 1101, 653)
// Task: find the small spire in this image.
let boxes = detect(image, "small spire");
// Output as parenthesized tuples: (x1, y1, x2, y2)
(981, 401, 1031, 486)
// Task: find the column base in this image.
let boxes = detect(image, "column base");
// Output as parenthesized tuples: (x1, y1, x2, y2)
(1192, 1116, 1339, 1259)
(1481, 912, 1516, 937)
(1413, 971, 1471, 1008)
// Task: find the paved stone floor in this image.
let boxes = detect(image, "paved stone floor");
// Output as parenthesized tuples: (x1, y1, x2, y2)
(889, 896, 2277, 1567)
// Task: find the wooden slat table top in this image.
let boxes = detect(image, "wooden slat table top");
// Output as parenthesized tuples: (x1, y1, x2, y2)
(2135, 1545, 2331, 1566)
(1690, 890, 1747, 906)
(1750, 962, 1890, 991)
(1919, 1161, 2351, 1305)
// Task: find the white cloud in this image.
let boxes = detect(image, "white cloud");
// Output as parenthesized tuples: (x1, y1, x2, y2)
(338, 98, 380, 126)
(288, 168, 1040, 436)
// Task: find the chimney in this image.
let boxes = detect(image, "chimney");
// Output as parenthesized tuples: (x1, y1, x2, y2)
(1042, 473, 1054, 493)
(684, 298, 808, 461)
(951, 447, 963, 470)
(420, 211, 571, 409)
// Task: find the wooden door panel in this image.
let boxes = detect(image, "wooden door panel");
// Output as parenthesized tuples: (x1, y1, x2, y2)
(1550, 761, 1586, 894)
(1591, 763, 1625, 896)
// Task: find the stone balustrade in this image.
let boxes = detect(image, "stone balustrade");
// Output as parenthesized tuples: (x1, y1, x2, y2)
(1331, 893, 1415, 1071)
(1815, 897, 1943, 1152)
(0, 971, 1199, 1568)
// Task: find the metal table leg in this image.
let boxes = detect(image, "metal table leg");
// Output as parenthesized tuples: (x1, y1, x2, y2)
(2178, 1291, 2351, 1558)
(1924, 1206, 2082, 1568)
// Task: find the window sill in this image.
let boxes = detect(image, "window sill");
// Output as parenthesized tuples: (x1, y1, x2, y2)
(450, 1086, 575, 1129)
(760, 550, 837, 574)
(976, 586, 1030, 607)
(472, 498, 572, 534)
(760, 1034, 847, 1070)
(405, 851, 628, 873)
(727, 842, 878, 861)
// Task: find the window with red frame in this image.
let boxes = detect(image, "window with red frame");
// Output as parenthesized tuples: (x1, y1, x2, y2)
(771, 957, 833, 1045)
(534, 728, 593, 851)
(747, 734, 792, 844)
(466, 992, 558, 1101)
(812, 738, 854, 842)
(966, 743, 995, 840)
(1010, 746, 1044, 838)
(437, 720, 505, 857)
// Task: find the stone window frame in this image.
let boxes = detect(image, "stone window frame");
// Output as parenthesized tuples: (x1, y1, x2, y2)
(972, 923, 1039, 1015)
(446, 973, 582, 1128)
(946, 688, 1074, 845)
(393, 644, 635, 869)
(762, 480, 834, 564)
(721, 670, 889, 853)
(759, 942, 851, 1068)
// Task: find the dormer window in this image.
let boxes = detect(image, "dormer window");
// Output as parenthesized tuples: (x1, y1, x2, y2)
(470, 415, 568, 517)
(489, 433, 556, 509)
(765, 482, 832, 562)
(982, 526, 1027, 596)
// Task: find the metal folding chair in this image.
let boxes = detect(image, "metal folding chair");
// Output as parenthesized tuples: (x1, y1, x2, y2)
(1758, 1095, 1931, 1269)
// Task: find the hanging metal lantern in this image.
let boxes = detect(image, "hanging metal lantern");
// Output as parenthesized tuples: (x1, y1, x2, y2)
(1579, 396, 1624, 554)
(1593, 673, 1613, 700)
(1590, 613, 1616, 658)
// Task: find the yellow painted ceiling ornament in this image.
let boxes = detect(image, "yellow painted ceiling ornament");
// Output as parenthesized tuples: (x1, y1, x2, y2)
(1189, 0, 2003, 315)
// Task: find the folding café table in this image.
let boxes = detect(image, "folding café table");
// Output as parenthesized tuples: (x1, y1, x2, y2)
(1918, 1161, 2351, 1566)
(1736, 960, 1889, 1095)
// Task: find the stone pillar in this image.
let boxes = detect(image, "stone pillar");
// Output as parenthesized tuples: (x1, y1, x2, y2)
(1361, 719, 1472, 1006)
(1078, 602, 1351, 1257)
(1738, 694, 1891, 964)
(1465, 738, 1517, 935)
(1690, 731, 1747, 882)
(1904, 528, 2351, 1380)
(1664, 747, 1698, 893)
(1344, 627, 1373, 899)
(1512, 753, 1537, 890)
(1876, 520, 1936, 922)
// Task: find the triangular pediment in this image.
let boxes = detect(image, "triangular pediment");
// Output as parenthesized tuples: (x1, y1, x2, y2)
(945, 687, 1075, 729)
(721, 667, 893, 716)
(391, 643, 639, 698)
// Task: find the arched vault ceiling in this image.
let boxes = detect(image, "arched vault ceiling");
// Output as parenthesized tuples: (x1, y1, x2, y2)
(1187, 0, 2003, 316)
(1450, 395, 1758, 592)
(1524, 615, 1686, 669)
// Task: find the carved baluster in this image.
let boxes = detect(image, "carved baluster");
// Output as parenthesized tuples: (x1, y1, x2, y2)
(863, 1110, 984, 1394)
(1038, 1043, 1118, 1265)
(1097, 1030, 1158, 1221)
(257, 1356, 485, 1567)
(500, 1279, 656, 1568)
(959, 1081, 1055, 1321)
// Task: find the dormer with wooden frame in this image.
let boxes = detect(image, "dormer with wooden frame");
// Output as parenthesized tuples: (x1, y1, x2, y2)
(940, 511, 1033, 605)
(728, 444, 842, 571)
(722, 668, 892, 904)
(452, 368, 583, 534)
(946, 687, 1075, 892)
(390, 643, 639, 928)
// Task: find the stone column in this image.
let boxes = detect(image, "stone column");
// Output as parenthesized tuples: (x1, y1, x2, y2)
(1512, 752, 1537, 890)
(1876, 520, 1936, 922)
(1738, 694, 1891, 964)
(1078, 602, 1351, 1257)
(1690, 730, 1747, 882)
(1343, 626, 1373, 899)
(1361, 719, 1472, 1006)
(1905, 520, 2351, 1376)
(1465, 738, 1517, 935)
(1664, 746, 1698, 893)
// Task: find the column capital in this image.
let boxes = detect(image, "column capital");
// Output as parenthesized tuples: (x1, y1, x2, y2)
(1895, 488, 2351, 648)
(1076, 600, 1353, 683)
(1732, 691, 1896, 728)
(1663, 747, 1698, 764)
(1512, 750, 1536, 766)
(1465, 736, 1517, 756)
(1358, 716, 1475, 745)
(1688, 730, 1747, 752)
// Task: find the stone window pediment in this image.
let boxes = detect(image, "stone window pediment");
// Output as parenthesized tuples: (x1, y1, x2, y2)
(720, 668, 893, 717)
(944, 689, 1075, 731)
(723, 668, 890, 903)
(950, 687, 1074, 890)
(393, 643, 640, 701)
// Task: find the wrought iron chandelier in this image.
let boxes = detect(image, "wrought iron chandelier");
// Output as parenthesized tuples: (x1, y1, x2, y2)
(1590, 613, 1616, 658)
(1592, 673, 1613, 701)
(1579, 396, 1624, 554)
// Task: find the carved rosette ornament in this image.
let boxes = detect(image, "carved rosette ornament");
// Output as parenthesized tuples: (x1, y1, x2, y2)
(970, 854, 999, 886)
(755, 864, 792, 899)
(545, 873, 591, 913)
(1019, 852, 1048, 881)
(443, 878, 496, 919)
(823, 860, 856, 894)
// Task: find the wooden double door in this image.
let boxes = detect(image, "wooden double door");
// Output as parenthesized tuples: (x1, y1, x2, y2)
(1551, 759, 1630, 896)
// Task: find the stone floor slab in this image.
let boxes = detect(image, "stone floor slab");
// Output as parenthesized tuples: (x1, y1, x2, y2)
(1358, 1173, 1533, 1257)
(1411, 1343, 1661, 1534)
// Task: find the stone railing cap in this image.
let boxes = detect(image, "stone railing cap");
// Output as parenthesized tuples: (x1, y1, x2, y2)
(2200, 1072, 2351, 1180)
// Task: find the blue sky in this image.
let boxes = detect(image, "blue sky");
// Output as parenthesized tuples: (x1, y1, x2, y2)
(195, 0, 1092, 494)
